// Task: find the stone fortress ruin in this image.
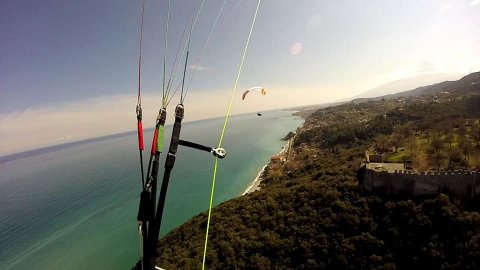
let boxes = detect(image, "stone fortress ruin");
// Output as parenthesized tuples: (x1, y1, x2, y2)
(358, 152, 480, 202)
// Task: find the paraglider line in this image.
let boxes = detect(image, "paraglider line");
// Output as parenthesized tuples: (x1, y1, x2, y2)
(164, 0, 206, 105)
(183, 0, 228, 103)
(164, 3, 195, 103)
(202, 0, 262, 269)
(162, 0, 172, 107)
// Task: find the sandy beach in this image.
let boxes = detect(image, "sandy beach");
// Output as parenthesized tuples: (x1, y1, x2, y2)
(242, 139, 291, 195)
(242, 164, 268, 195)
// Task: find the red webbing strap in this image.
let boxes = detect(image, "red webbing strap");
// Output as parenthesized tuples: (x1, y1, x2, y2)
(137, 120, 145, 151)
(151, 128, 159, 155)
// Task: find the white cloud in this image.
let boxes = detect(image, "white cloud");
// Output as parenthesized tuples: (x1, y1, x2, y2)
(187, 64, 206, 71)
(0, 87, 328, 156)
(471, 0, 480, 6)
(439, 4, 452, 12)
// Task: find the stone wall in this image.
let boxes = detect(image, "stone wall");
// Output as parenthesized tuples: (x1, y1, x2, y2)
(358, 166, 480, 200)
(366, 162, 405, 173)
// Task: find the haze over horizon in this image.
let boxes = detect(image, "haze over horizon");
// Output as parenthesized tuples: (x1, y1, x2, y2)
(1, 0, 479, 155)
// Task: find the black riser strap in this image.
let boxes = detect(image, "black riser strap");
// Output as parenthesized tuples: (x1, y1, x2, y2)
(179, 139, 212, 153)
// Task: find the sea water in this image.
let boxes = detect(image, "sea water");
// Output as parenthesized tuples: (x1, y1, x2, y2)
(0, 111, 302, 270)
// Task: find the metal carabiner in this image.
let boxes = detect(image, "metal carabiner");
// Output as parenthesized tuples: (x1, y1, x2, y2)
(136, 103, 143, 121)
(212, 147, 227, 159)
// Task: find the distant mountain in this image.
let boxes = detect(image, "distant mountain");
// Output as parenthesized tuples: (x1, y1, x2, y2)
(353, 73, 464, 99)
(351, 71, 480, 103)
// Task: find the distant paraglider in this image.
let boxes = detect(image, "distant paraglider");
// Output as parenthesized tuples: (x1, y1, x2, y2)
(242, 86, 266, 100)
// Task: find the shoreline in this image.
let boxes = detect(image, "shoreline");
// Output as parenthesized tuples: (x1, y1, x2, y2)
(242, 140, 291, 195)
(242, 164, 268, 195)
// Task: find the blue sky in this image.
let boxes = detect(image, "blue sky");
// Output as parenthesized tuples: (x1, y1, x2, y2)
(1, 0, 480, 154)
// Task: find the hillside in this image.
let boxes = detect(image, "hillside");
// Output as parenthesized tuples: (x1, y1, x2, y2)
(351, 73, 463, 99)
(352, 71, 480, 104)
(153, 80, 480, 269)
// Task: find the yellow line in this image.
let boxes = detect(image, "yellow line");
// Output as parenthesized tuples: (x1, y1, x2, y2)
(202, 0, 262, 269)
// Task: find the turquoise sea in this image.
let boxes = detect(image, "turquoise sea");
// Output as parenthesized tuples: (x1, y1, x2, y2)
(0, 110, 303, 270)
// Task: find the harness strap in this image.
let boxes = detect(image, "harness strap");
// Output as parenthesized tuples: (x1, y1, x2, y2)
(148, 104, 184, 269)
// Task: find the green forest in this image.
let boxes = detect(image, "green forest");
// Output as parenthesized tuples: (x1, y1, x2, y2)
(154, 76, 480, 269)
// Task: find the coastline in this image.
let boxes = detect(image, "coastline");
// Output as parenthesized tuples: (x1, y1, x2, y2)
(242, 164, 268, 195)
(242, 140, 291, 195)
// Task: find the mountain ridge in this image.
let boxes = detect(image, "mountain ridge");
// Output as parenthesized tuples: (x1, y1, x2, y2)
(351, 71, 480, 103)
(351, 73, 464, 100)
